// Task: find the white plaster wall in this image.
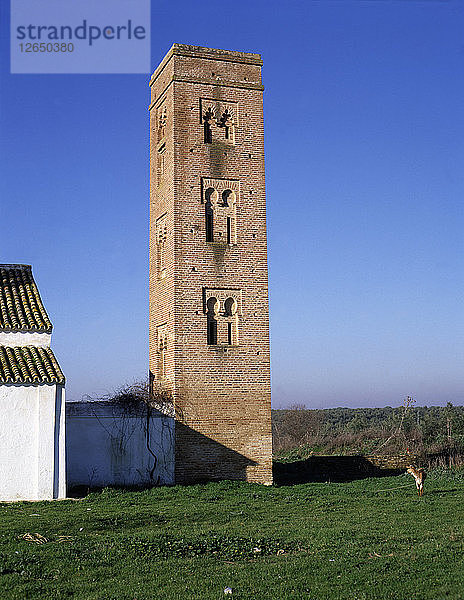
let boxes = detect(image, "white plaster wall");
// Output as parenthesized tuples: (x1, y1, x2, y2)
(66, 402, 174, 490)
(0, 331, 52, 347)
(0, 385, 37, 500)
(0, 384, 66, 501)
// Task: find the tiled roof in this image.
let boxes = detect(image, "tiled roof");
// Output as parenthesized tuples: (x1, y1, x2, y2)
(0, 346, 65, 384)
(0, 265, 52, 332)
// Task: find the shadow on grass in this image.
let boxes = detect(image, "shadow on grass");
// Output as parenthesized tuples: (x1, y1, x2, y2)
(423, 488, 458, 495)
(273, 455, 404, 485)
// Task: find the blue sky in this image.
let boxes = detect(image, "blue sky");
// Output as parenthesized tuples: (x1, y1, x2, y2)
(1, 0, 463, 408)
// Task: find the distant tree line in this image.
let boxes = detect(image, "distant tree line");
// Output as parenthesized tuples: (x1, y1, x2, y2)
(272, 402, 464, 467)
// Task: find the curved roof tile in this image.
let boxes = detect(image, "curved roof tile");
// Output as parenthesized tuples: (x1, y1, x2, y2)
(0, 346, 65, 384)
(0, 265, 52, 332)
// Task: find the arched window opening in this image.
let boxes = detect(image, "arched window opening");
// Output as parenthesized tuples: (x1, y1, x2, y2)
(219, 109, 235, 143)
(221, 190, 235, 244)
(207, 297, 218, 345)
(204, 121, 212, 144)
(224, 297, 237, 345)
(207, 318, 217, 345)
(203, 108, 215, 144)
(222, 190, 233, 206)
(205, 188, 217, 243)
(224, 297, 236, 316)
(205, 188, 217, 203)
(205, 201, 214, 242)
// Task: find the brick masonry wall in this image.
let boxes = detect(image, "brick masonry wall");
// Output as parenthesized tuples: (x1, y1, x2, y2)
(149, 45, 273, 485)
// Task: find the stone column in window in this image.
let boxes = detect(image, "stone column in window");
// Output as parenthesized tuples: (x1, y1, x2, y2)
(224, 297, 238, 345)
(221, 189, 236, 245)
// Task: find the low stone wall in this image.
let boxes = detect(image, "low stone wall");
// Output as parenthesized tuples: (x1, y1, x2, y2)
(66, 401, 174, 492)
(365, 454, 419, 470)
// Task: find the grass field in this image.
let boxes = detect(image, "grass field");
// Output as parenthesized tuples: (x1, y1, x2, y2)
(1, 470, 463, 599)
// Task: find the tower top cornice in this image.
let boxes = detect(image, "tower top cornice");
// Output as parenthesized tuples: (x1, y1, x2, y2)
(149, 44, 263, 90)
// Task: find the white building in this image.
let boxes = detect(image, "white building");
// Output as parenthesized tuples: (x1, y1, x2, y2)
(0, 264, 66, 501)
(0, 264, 174, 501)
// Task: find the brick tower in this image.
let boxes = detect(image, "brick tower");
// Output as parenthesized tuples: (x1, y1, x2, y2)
(149, 44, 272, 484)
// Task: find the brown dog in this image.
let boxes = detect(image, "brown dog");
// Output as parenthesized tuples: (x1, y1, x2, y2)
(407, 465, 426, 496)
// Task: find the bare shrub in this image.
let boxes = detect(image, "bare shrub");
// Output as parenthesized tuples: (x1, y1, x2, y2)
(84, 377, 174, 416)
(272, 404, 324, 453)
(372, 396, 415, 455)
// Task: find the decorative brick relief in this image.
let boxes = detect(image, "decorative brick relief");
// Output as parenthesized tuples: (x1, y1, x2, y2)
(156, 213, 167, 279)
(156, 323, 168, 379)
(200, 98, 238, 144)
(201, 178, 238, 245)
(154, 101, 168, 187)
(157, 103, 167, 143)
(203, 288, 241, 346)
(157, 143, 166, 186)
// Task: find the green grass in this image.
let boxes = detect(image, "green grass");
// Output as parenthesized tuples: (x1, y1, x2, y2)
(1, 471, 464, 599)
